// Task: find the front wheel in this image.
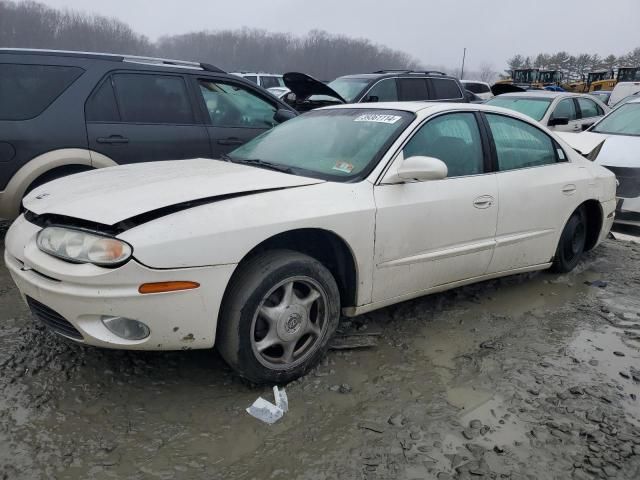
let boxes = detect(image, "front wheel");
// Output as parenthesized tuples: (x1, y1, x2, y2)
(216, 250, 340, 384)
(551, 208, 587, 273)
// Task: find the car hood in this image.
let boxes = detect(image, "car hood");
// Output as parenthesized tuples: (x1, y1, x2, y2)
(23, 159, 325, 226)
(556, 131, 611, 156)
(283, 72, 346, 103)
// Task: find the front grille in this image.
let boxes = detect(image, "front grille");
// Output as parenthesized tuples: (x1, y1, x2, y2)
(607, 166, 640, 198)
(26, 297, 83, 340)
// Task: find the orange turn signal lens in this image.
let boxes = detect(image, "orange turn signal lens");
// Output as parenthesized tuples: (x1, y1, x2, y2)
(138, 281, 200, 294)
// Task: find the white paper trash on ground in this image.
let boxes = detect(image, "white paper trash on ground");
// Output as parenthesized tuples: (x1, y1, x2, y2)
(246, 387, 288, 424)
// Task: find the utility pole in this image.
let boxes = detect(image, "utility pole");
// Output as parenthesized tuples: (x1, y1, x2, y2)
(460, 48, 467, 80)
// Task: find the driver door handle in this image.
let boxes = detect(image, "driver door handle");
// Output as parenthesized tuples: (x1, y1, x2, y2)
(473, 195, 495, 209)
(217, 137, 244, 146)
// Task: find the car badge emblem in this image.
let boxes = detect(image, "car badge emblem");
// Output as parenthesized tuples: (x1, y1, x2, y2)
(35, 193, 50, 200)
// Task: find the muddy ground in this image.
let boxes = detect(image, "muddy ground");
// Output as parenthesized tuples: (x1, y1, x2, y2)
(1, 219, 639, 480)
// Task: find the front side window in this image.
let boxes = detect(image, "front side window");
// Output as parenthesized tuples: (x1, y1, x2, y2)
(577, 97, 602, 118)
(112, 74, 193, 124)
(244, 76, 258, 84)
(430, 78, 463, 100)
(551, 98, 578, 121)
(403, 112, 484, 177)
(0, 64, 84, 120)
(365, 78, 398, 102)
(198, 80, 277, 128)
(228, 109, 414, 181)
(398, 78, 429, 101)
(485, 97, 552, 122)
(591, 103, 640, 136)
(486, 114, 557, 171)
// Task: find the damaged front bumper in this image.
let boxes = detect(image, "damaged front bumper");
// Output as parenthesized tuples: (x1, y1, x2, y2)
(4, 215, 235, 350)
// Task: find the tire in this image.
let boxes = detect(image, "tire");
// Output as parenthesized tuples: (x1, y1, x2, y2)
(216, 249, 340, 384)
(551, 208, 587, 273)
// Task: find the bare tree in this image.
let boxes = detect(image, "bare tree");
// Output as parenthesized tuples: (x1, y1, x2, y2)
(478, 63, 498, 83)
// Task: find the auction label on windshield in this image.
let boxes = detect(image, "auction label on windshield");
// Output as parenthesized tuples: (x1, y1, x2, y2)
(354, 114, 402, 124)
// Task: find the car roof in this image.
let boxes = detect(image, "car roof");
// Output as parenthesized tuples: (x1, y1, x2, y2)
(496, 91, 576, 99)
(318, 102, 544, 119)
(337, 71, 456, 81)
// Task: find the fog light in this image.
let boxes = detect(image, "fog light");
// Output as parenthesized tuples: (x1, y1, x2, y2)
(101, 316, 150, 340)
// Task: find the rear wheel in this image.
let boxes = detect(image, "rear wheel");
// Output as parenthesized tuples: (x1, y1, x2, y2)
(551, 208, 587, 273)
(217, 250, 340, 384)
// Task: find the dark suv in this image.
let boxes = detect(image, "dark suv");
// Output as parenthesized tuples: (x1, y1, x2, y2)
(0, 49, 296, 219)
(282, 70, 469, 112)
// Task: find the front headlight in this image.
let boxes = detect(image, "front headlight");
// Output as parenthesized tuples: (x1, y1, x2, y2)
(36, 226, 132, 267)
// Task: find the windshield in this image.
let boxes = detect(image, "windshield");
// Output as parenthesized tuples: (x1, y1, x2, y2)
(513, 70, 538, 84)
(591, 103, 640, 136)
(228, 108, 414, 181)
(485, 97, 552, 121)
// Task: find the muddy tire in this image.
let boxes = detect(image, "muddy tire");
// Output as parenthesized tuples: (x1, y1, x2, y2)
(551, 208, 587, 273)
(216, 249, 340, 384)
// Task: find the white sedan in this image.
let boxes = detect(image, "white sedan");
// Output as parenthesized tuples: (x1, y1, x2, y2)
(486, 92, 609, 132)
(4, 103, 616, 383)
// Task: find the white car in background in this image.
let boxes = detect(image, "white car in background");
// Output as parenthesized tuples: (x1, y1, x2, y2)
(5, 103, 616, 383)
(461, 80, 494, 101)
(486, 92, 609, 132)
(558, 98, 640, 232)
(230, 72, 285, 89)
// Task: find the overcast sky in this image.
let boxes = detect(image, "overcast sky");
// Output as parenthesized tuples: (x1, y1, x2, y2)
(39, 0, 640, 70)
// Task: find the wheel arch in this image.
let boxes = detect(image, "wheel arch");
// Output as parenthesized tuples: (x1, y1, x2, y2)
(581, 199, 604, 252)
(0, 148, 117, 219)
(223, 228, 359, 310)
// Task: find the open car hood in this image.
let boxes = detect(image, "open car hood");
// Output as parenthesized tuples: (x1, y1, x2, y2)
(556, 131, 610, 156)
(23, 159, 325, 227)
(283, 72, 346, 103)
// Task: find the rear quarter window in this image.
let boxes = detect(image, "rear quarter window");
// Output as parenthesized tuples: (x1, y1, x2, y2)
(430, 78, 463, 100)
(0, 63, 84, 120)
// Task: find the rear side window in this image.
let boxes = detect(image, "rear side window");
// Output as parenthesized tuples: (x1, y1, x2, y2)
(86, 79, 119, 122)
(0, 64, 84, 120)
(577, 97, 602, 118)
(260, 76, 283, 89)
(398, 78, 428, 101)
(112, 73, 194, 124)
(430, 78, 463, 100)
(464, 82, 490, 94)
(486, 114, 558, 171)
(245, 76, 258, 84)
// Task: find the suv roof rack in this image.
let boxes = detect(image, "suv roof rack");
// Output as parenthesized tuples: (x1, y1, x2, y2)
(373, 69, 448, 76)
(0, 48, 225, 73)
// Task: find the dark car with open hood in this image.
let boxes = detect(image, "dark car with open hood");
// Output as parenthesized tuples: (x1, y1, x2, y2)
(282, 70, 469, 112)
(0, 49, 297, 220)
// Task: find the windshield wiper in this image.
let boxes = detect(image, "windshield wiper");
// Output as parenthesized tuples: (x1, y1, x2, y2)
(233, 158, 294, 174)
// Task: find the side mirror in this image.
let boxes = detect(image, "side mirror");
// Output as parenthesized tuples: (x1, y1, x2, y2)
(385, 156, 448, 183)
(548, 116, 569, 126)
(274, 108, 296, 123)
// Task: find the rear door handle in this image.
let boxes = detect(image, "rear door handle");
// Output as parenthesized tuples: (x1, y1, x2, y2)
(473, 195, 495, 209)
(562, 184, 577, 195)
(217, 137, 244, 146)
(96, 135, 129, 144)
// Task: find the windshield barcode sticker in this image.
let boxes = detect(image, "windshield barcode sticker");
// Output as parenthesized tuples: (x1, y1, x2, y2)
(354, 114, 402, 124)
